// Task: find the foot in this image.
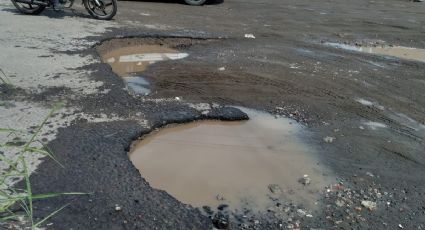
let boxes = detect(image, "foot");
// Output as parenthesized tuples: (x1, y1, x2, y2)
(53, 3, 65, 11)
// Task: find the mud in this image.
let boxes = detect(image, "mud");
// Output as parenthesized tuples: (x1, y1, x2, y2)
(130, 108, 334, 211)
(325, 42, 425, 62)
(4, 0, 425, 229)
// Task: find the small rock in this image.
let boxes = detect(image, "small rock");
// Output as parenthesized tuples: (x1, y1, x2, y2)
(115, 205, 122, 211)
(323, 136, 335, 143)
(244, 34, 256, 39)
(335, 199, 345, 207)
(267, 206, 275, 212)
(217, 204, 229, 211)
(240, 223, 249, 228)
(335, 220, 343, 225)
(399, 224, 404, 229)
(366, 172, 374, 177)
(203, 206, 214, 215)
(268, 184, 283, 194)
(298, 174, 311, 185)
(175, 97, 181, 101)
(216, 194, 225, 201)
(212, 212, 229, 229)
(361, 200, 377, 211)
(297, 209, 306, 216)
(218, 67, 226, 71)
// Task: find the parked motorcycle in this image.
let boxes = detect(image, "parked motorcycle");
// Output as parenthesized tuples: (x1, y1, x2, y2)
(11, 0, 117, 20)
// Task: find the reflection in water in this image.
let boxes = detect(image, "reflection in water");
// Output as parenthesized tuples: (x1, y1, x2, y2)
(100, 45, 189, 95)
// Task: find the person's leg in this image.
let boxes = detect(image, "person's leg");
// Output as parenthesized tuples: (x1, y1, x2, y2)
(52, 0, 64, 11)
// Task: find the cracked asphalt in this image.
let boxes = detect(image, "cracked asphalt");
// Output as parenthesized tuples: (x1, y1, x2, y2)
(1, 0, 425, 229)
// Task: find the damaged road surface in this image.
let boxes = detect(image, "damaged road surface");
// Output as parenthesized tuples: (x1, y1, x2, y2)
(1, 0, 425, 229)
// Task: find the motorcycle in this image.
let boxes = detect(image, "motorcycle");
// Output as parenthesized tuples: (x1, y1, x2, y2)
(11, 0, 117, 20)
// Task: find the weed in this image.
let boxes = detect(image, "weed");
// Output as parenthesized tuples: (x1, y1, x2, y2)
(0, 103, 86, 229)
(0, 68, 11, 85)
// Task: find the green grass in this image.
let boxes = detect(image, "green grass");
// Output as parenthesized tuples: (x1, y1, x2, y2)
(0, 103, 86, 229)
(0, 68, 11, 85)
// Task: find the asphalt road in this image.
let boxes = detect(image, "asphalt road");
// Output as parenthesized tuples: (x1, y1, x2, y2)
(0, 0, 425, 229)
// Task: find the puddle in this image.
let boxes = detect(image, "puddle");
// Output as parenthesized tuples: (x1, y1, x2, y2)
(123, 76, 151, 95)
(100, 45, 188, 95)
(129, 108, 333, 211)
(325, 42, 425, 63)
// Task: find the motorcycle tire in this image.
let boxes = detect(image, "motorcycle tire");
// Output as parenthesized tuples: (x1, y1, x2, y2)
(11, 0, 46, 15)
(84, 0, 117, 20)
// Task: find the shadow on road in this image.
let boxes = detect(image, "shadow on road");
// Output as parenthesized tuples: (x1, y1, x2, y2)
(2, 7, 92, 19)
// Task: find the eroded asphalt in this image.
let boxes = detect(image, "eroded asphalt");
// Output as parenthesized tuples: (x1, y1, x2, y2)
(1, 0, 425, 229)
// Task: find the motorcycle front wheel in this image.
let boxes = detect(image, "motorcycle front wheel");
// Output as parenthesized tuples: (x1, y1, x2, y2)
(84, 0, 116, 20)
(11, 0, 46, 15)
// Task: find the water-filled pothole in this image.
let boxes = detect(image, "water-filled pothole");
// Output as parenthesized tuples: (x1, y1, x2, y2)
(129, 108, 333, 212)
(97, 38, 199, 95)
(325, 42, 425, 63)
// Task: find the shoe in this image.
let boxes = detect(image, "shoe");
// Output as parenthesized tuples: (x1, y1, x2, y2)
(53, 2, 65, 11)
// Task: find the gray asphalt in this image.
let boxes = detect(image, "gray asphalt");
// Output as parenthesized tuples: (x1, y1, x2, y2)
(1, 0, 425, 229)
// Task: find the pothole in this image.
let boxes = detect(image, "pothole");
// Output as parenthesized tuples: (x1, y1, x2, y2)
(129, 108, 334, 212)
(325, 42, 425, 63)
(97, 37, 211, 95)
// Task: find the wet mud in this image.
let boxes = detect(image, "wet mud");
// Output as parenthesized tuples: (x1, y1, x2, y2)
(130, 108, 334, 212)
(325, 42, 425, 62)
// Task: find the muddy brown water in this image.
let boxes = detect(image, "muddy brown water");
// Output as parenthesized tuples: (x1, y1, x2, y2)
(100, 45, 188, 95)
(325, 42, 425, 63)
(129, 108, 334, 211)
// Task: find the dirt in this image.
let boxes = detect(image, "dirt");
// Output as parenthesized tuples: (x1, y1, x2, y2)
(2, 0, 425, 229)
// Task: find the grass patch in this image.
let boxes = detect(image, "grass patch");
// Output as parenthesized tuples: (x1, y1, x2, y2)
(0, 103, 86, 229)
(0, 68, 11, 85)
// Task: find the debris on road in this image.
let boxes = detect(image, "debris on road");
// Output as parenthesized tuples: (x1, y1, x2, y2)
(366, 172, 374, 177)
(361, 200, 377, 211)
(244, 34, 256, 39)
(298, 174, 311, 185)
(268, 184, 283, 195)
(323, 136, 335, 143)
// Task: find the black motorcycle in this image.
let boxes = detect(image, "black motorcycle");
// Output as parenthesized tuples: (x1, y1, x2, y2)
(11, 0, 117, 20)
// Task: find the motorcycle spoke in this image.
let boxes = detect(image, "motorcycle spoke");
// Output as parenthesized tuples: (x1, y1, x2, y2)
(88, 1, 95, 9)
(104, 2, 112, 6)
(101, 9, 107, 15)
(88, 2, 95, 10)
